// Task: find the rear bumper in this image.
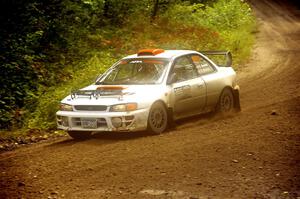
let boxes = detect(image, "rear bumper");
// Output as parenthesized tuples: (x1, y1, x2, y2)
(56, 108, 149, 132)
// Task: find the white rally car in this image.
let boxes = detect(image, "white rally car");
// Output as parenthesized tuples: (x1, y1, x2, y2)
(56, 49, 240, 139)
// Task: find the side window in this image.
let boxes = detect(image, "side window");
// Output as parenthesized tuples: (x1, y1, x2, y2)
(191, 55, 215, 75)
(172, 56, 197, 82)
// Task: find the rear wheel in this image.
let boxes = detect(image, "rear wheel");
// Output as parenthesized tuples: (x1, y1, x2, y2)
(217, 88, 234, 114)
(68, 131, 91, 140)
(147, 102, 168, 135)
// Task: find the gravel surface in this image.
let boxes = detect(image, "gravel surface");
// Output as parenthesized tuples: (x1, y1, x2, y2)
(0, 0, 300, 198)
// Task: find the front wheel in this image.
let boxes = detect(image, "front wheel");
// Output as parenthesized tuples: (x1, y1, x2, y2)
(68, 131, 91, 140)
(216, 88, 234, 114)
(147, 102, 168, 135)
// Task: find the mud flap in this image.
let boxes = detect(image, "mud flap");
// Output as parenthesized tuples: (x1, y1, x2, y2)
(167, 108, 176, 129)
(233, 89, 241, 111)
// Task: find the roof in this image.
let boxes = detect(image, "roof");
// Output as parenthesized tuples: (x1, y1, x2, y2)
(123, 50, 198, 60)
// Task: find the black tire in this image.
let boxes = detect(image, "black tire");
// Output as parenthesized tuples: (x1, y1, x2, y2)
(147, 102, 168, 135)
(68, 131, 91, 140)
(216, 88, 234, 114)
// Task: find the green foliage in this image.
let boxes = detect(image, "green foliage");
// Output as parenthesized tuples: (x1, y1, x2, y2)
(0, 0, 107, 129)
(26, 52, 116, 129)
(162, 0, 255, 63)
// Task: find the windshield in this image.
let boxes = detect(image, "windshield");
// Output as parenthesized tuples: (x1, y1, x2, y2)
(96, 58, 169, 85)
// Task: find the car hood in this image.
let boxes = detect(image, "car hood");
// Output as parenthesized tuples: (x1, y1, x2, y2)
(61, 84, 165, 106)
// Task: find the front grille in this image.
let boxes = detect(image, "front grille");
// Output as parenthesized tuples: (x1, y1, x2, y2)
(74, 105, 107, 111)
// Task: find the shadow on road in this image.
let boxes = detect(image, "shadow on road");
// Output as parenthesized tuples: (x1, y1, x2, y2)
(46, 130, 151, 148)
(174, 111, 238, 127)
(91, 131, 151, 140)
(175, 112, 215, 125)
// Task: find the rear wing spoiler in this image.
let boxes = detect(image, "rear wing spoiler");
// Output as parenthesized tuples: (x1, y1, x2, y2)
(199, 51, 232, 67)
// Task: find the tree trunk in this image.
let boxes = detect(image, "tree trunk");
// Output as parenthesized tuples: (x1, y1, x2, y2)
(151, 0, 159, 22)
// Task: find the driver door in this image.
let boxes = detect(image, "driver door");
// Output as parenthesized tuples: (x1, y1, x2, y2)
(169, 55, 206, 116)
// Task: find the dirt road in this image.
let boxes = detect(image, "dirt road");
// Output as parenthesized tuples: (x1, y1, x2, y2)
(1, 0, 299, 198)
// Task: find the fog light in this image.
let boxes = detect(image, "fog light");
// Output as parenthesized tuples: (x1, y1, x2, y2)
(61, 116, 69, 127)
(124, 115, 134, 126)
(111, 117, 122, 128)
(57, 116, 62, 125)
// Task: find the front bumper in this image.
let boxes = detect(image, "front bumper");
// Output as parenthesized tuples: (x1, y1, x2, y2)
(56, 108, 149, 132)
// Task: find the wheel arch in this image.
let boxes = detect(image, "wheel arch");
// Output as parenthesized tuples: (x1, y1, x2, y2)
(150, 99, 168, 108)
(147, 100, 171, 134)
(217, 86, 240, 111)
(152, 99, 174, 121)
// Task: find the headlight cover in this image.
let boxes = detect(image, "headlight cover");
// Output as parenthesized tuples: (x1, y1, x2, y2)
(60, 103, 73, 111)
(110, 103, 137, 112)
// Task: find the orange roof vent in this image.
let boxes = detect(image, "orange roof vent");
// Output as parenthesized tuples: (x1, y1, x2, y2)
(96, 86, 127, 90)
(137, 49, 165, 56)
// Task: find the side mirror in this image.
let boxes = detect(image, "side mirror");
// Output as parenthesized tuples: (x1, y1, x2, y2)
(167, 73, 178, 85)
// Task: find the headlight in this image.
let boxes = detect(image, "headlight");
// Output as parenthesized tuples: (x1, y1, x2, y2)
(110, 103, 137, 112)
(60, 103, 73, 111)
